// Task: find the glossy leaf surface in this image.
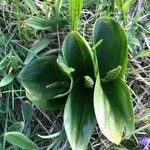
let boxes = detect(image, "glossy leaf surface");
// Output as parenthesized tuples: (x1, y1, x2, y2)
(93, 17, 128, 78)
(64, 79, 96, 150)
(94, 74, 134, 144)
(19, 56, 72, 100)
(62, 31, 95, 79)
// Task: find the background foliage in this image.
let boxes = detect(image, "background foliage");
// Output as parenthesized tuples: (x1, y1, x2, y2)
(0, 0, 150, 149)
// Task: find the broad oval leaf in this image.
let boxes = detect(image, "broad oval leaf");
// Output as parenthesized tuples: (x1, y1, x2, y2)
(62, 31, 95, 79)
(4, 131, 37, 149)
(19, 56, 72, 101)
(93, 17, 128, 78)
(94, 74, 134, 144)
(64, 79, 96, 150)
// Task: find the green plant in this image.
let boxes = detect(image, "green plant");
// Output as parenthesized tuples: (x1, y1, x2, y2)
(17, 0, 134, 150)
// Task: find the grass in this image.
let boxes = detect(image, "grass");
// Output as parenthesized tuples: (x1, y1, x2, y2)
(0, 0, 150, 149)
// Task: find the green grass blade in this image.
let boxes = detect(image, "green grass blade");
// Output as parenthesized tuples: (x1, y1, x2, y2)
(115, 0, 123, 9)
(27, 17, 65, 30)
(134, 49, 150, 59)
(38, 132, 61, 139)
(24, 0, 39, 15)
(24, 38, 51, 64)
(122, 0, 136, 12)
(27, 18, 53, 30)
(55, 0, 63, 18)
(22, 101, 33, 123)
(68, 0, 83, 31)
